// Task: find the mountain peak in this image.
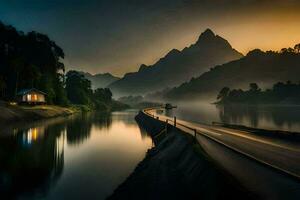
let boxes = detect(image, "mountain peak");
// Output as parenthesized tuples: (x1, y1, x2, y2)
(138, 64, 148, 72)
(166, 48, 181, 56)
(109, 29, 243, 97)
(199, 28, 215, 38)
(193, 28, 238, 52)
(194, 28, 218, 45)
(203, 28, 215, 36)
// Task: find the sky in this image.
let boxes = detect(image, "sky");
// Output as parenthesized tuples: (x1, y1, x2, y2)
(0, 0, 300, 76)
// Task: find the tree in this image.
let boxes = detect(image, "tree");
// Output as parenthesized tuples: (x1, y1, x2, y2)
(66, 71, 92, 105)
(249, 83, 260, 92)
(294, 43, 300, 53)
(217, 81, 300, 105)
(10, 57, 25, 96)
(0, 22, 67, 104)
(0, 76, 6, 98)
(287, 48, 295, 53)
(217, 87, 230, 102)
(93, 88, 113, 111)
(94, 88, 112, 103)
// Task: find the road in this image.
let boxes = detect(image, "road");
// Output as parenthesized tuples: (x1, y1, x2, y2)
(145, 108, 300, 199)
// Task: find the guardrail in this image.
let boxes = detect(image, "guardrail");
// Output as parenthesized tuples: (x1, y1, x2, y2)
(142, 107, 300, 181)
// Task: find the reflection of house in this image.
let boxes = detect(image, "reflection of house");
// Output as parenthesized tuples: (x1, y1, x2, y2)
(17, 88, 46, 104)
(22, 127, 45, 146)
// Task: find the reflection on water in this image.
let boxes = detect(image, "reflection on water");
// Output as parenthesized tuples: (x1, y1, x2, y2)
(21, 127, 45, 146)
(0, 110, 152, 200)
(164, 101, 300, 132)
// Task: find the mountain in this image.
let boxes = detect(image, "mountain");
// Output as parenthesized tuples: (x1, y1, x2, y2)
(165, 49, 300, 100)
(108, 29, 243, 97)
(80, 72, 120, 89)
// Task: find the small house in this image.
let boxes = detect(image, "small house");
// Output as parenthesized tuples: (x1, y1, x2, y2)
(17, 88, 46, 104)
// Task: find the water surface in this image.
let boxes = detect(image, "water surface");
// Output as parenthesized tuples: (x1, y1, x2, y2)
(0, 110, 152, 200)
(164, 101, 300, 132)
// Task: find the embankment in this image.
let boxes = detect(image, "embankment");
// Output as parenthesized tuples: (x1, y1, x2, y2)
(107, 111, 255, 200)
(0, 101, 79, 126)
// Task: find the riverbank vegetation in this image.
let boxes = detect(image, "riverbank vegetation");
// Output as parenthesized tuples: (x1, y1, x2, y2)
(216, 81, 300, 105)
(0, 22, 127, 113)
(66, 71, 129, 112)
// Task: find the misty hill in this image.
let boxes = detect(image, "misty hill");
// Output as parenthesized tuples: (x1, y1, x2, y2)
(165, 48, 300, 100)
(79, 72, 120, 90)
(108, 29, 243, 97)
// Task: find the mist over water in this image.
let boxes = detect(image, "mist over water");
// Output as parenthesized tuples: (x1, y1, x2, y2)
(164, 101, 300, 132)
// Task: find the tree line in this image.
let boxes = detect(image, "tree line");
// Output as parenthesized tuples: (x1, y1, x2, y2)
(0, 22, 123, 111)
(66, 70, 122, 111)
(0, 21, 66, 104)
(217, 81, 300, 105)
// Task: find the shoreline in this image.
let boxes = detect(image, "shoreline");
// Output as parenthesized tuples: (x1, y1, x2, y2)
(0, 102, 81, 126)
(215, 102, 300, 107)
(107, 111, 255, 200)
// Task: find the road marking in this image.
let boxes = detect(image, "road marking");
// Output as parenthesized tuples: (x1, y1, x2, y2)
(195, 127, 222, 136)
(196, 131, 300, 180)
(212, 127, 300, 153)
(143, 108, 300, 180)
(147, 109, 300, 152)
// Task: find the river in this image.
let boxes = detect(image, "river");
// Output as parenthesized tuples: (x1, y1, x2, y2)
(164, 101, 300, 132)
(0, 110, 152, 200)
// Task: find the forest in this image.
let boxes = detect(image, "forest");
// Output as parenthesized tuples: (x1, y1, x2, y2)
(0, 22, 121, 111)
(216, 81, 300, 105)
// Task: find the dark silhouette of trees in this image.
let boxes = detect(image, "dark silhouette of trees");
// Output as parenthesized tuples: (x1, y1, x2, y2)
(66, 71, 93, 105)
(280, 45, 300, 54)
(66, 70, 118, 111)
(295, 44, 300, 53)
(0, 21, 67, 104)
(217, 87, 230, 102)
(0, 76, 6, 97)
(217, 81, 300, 105)
(0, 22, 122, 110)
(249, 83, 260, 91)
(94, 88, 112, 103)
(93, 88, 113, 111)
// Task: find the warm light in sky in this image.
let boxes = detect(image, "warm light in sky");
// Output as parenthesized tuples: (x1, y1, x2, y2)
(0, 0, 299, 76)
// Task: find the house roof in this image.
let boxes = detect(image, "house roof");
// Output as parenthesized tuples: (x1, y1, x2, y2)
(17, 88, 47, 96)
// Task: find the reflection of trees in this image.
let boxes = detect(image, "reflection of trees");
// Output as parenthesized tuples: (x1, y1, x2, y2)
(0, 111, 115, 199)
(217, 104, 259, 127)
(0, 110, 149, 199)
(267, 106, 300, 127)
(112, 111, 138, 127)
(66, 113, 92, 145)
(92, 112, 112, 130)
(0, 124, 64, 199)
(66, 112, 112, 145)
(217, 104, 300, 129)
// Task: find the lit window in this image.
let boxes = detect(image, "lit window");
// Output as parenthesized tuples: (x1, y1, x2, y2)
(33, 94, 37, 101)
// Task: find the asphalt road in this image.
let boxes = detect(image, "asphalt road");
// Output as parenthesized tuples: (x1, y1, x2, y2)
(146, 109, 300, 199)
